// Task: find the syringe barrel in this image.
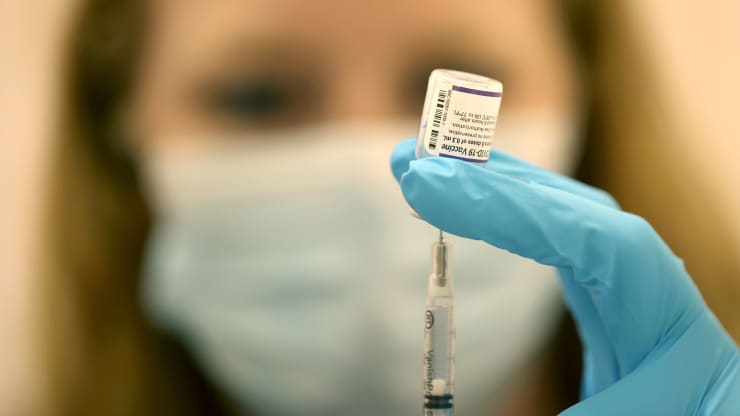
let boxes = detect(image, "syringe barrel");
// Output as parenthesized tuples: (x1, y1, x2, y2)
(423, 240, 455, 415)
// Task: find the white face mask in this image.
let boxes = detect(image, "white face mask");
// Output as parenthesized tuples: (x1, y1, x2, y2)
(141, 118, 577, 416)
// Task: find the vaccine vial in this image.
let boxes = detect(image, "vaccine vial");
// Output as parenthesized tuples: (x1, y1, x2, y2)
(416, 69, 503, 164)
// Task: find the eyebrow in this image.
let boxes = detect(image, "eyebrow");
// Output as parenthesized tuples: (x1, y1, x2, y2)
(192, 35, 320, 79)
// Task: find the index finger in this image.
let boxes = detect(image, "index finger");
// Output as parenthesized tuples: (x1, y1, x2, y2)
(390, 138, 618, 209)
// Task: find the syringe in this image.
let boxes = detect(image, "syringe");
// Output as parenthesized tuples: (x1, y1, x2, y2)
(422, 230, 455, 415)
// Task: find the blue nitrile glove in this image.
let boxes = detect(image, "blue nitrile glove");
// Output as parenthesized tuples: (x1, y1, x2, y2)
(390, 138, 740, 415)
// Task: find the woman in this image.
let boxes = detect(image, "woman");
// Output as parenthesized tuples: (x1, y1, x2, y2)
(37, 0, 740, 415)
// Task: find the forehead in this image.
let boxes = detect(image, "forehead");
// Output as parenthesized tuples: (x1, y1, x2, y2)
(146, 0, 557, 59)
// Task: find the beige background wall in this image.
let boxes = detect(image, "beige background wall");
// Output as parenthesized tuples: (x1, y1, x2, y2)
(1, 0, 80, 414)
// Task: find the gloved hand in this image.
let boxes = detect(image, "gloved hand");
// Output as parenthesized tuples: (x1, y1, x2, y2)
(390, 138, 740, 415)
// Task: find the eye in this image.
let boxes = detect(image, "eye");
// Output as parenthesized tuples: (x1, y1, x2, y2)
(204, 78, 295, 122)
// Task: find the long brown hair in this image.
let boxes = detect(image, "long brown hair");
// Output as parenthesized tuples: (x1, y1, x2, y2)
(39, 1, 229, 414)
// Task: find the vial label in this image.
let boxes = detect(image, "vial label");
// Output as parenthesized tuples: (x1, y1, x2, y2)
(422, 81, 502, 162)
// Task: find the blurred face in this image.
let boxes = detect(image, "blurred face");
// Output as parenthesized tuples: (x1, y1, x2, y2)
(136, 3, 580, 413)
(130, 0, 579, 151)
